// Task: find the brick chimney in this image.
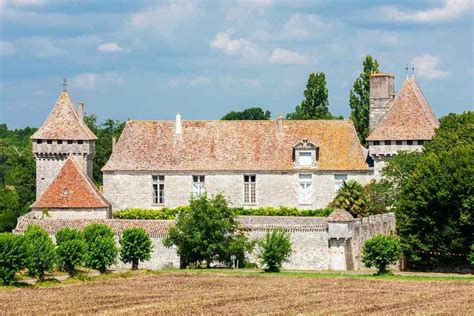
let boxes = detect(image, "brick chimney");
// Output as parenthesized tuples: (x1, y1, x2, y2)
(369, 73, 395, 133)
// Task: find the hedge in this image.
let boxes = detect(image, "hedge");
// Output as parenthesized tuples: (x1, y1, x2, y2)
(112, 206, 332, 220)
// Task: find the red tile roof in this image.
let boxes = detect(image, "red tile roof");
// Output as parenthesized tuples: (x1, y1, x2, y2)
(327, 210, 354, 222)
(31, 157, 111, 209)
(367, 78, 439, 141)
(31, 91, 97, 140)
(103, 119, 368, 172)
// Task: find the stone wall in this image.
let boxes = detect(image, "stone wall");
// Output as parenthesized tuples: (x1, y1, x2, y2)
(350, 212, 397, 270)
(103, 171, 373, 211)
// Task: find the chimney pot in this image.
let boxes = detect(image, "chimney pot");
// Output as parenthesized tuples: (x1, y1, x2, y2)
(175, 113, 182, 134)
(277, 114, 284, 132)
(78, 102, 84, 122)
(112, 136, 116, 151)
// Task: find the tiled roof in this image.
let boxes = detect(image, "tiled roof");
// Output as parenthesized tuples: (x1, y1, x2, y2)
(31, 91, 97, 140)
(31, 157, 111, 209)
(14, 218, 173, 238)
(103, 119, 368, 171)
(327, 210, 354, 222)
(367, 78, 439, 141)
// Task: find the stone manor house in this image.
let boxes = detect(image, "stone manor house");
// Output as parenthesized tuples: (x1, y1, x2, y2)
(28, 73, 438, 218)
(16, 72, 438, 271)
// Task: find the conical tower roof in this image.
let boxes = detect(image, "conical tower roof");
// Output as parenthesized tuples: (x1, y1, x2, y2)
(31, 90, 97, 140)
(31, 157, 110, 209)
(367, 77, 439, 141)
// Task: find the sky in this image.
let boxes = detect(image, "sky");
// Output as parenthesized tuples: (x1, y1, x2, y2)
(0, 0, 473, 129)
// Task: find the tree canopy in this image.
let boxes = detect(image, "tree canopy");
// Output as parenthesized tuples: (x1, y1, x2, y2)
(287, 72, 335, 120)
(349, 55, 380, 145)
(221, 107, 271, 120)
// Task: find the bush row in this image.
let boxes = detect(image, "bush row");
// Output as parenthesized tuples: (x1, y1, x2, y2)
(0, 224, 152, 285)
(112, 206, 333, 220)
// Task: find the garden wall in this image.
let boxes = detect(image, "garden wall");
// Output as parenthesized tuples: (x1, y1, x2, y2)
(14, 213, 395, 271)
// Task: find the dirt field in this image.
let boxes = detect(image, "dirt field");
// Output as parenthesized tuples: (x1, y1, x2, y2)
(0, 272, 473, 315)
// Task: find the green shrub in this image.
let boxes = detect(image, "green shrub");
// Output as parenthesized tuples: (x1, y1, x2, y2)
(56, 228, 86, 276)
(83, 224, 117, 273)
(112, 206, 332, 219)
(469, 244, 474, 266)
(164, 193, 249, 268)
(23, 225, 56, 281)
(119, 228, 152, 270)
(362, 234, 401, 274)
(0, 233, 25, 284)
(258, 230, 292, 272)
(330, 180, 368, 217)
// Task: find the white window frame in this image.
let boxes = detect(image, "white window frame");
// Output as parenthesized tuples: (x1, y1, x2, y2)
(298, 151, 313, 166)
(192, 175, 205, 197)
(152, 175, 165, 205)
(298, 174, 313, 205)
(244, 175, 256, 204)
(334, 174, 348, 192)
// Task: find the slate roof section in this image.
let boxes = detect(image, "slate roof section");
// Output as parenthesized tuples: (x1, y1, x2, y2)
(31, 157, 111, 209)
(31, 91, 97, 140)
(103, 119, 368, 172)
(367, 78, 439, 141)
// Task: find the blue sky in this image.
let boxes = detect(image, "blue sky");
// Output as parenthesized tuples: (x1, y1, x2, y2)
(1, 0, 472, 128)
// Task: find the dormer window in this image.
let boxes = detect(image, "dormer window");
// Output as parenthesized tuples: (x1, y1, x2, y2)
(293, 139, 318, 168)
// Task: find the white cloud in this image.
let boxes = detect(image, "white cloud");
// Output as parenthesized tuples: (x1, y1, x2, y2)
(70, 72, 124, 90)
(130, 2, 199, 37)
(168, 76, 210, 88)
(97, 42, 123, 53)
(0, 40, 15, 56)
(210, 29, 266, 61)
(411, 54, 449, 79)
(268, 48, 308, 65)
(377, 0, 473, 23)
(0, 0, 46, 7)
(281, 14, 332, 39)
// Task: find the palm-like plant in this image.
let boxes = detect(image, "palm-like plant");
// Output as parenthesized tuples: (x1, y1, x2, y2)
(330, 180, 368, 217)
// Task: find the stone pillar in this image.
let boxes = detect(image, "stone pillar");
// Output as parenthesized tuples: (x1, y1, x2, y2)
(327, 210, 355, 270)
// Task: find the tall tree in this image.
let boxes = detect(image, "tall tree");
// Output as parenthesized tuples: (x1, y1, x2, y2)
(287, 72, 333, 120)
(349, 55, 380, 145)
(222, 107, 271, 120)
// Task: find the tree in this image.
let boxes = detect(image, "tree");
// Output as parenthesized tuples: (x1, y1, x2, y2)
(83, 224, 117, 273)
(0, 186, 21, 232)
(364, 180, 394, 215)
(84, 114, 126, 185)
(349, 55, 380, 145)
(362, 234, 401, 274)
(56, 228, 86, 276)
(119, 228, 152, 270)
(0, 233, 25, 285)
(330, 180, 369, 217)
(221, 107, 271, 120)
(164, 193, 248, 268)
(469, 244, 474, 266)
(258, 230, 292, 272)
(287, 72, 333, 120)
(23, 225, 56, 281)
(396, 112, 473, 270)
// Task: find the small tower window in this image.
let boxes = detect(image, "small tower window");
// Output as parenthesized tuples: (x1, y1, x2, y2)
(78, 140, 83, 144)
(374, 141, 380, 145)
(57, 140, 63, 144)
(47, 140, 52, 144)
(37, 140, 42, 144)
(396, 140, 402, 145)
(67, 140, 73, 144)
(407, 140, 413, 145)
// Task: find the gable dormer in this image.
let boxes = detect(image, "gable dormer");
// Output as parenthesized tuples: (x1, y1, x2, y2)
(293, 139, 319, 168)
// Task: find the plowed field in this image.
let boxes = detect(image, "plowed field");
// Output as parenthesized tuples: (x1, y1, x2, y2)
(1, 272, 473, 315)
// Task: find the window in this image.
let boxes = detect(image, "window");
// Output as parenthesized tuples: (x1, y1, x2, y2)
(407, 140, 413, 145)
(418, 140, 425, 145)
(152, 175, 165, 204)
(47, 140, 52, 144)
(334, 174, 348, 192)
(298, 152, 312, 166)
(192, 175, 205, 196)
(374, 141, 380, 146)
(57, 140, 63, 144)
(37, 140, 43, 144)
(298, 174, 313, 205)
(78, 140, 83, 144)
(67, 140, 73, 144)
(396, 140, 402, 145)
(244, 175, 256, 204)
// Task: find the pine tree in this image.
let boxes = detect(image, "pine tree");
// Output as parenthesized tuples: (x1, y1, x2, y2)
(287, 72, 333, 120)
(349, 56, 379, 145)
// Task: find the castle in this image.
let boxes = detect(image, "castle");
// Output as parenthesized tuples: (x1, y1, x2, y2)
(15, 73, 438, 271)
(28, 73, 438, 218)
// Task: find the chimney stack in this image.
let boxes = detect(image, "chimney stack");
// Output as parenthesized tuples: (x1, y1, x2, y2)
(369, 73, 395, 133)
(277, 114, 284, 132)
(175, 113, 182, 135)
(78, 102, 84, 122)
(112, 136, 116, 151)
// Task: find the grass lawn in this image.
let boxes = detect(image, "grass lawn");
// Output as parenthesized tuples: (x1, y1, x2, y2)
(0, 269, 473, 314)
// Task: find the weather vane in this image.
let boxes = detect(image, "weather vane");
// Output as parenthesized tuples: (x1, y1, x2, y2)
(62, 78, 68, 92)
(405, 64, 415, 78)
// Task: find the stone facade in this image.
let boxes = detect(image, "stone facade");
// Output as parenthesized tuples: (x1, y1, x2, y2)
(103, 171, 373, 211)
(14, 213, 395, 271)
